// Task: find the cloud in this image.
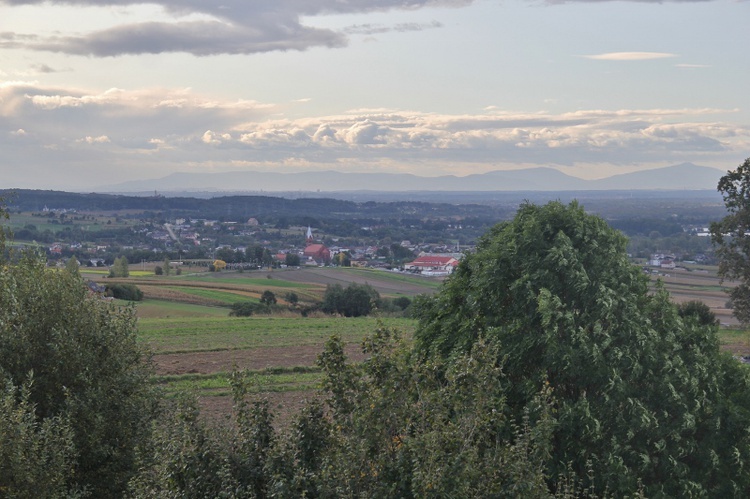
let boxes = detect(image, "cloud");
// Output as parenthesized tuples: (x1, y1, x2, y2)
(542, 0, 716, 3)
(343, 21, 443, 35)
(583, 52, 677, 61)
(675, 63, 711, 68)
(0, 80, 747, 188)
(78, 135, 111, 144)
(0, 0, 471, 56)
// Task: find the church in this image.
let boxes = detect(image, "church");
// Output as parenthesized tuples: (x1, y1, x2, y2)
(303, 226, 331, 265)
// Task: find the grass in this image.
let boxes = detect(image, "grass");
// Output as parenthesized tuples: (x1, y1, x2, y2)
(154, 368, 322, 397)
(718, 327, 750, 356)
(134, 299, 229, 319)
(139, 315, 416, 354)
(166, 286, 256, 305)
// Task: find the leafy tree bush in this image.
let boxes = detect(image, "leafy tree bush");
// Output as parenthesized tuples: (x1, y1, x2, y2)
(711, 157, 750, 324)
(109, 255, 130, 277)
(153, 265, 163, 275)
(105, 283, 144, 301)
(285, 291, 299, 305)
(0, 252, 157, 496)
(285, 253, 301, 267)
(229, 301, 269, 317)
(65, 256, 80, 276)
(260, 290, 277, 306)
(415, 201, 750, 496)
(322, 282, 380, 317)
(0, 376, 76, 498)
(677, 299, 719, 327)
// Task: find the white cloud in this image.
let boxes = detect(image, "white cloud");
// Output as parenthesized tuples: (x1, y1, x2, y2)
(79, 135, 111, 144)
(0, 80, 747, 187)
(583, 52, 677, 61)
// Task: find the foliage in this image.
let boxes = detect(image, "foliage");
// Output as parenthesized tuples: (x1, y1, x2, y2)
(677, 299, 719, 327)
(260, 290, 277, 306)
(109, 255, 130, 278)
(163, 257, 171, 276)
(415, 200, 750, 496)
(285, 291, 299, 304)
(65, 256, 80, 276)
(229, 301, 269, 317)
(213, 259, 227, 271)
(322, 282, 380, 317)
(130, 327, 560, 498)
(0, 251, 157, 496)
(711, 157, 750, 324)
(392, 295, 412, 310)
(154, 265, 163, 275)
(285, 253, 300, 267)
(105, 282, 144, 301)
(0, 376, 77, 499)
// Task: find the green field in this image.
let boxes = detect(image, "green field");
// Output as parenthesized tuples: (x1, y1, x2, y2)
(154, 367, 322, 397)
(139, 315, 415, 354)
(184, 274, 311, 288)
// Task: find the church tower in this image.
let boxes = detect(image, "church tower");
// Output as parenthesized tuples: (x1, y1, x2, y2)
(306, 226, 313, 243)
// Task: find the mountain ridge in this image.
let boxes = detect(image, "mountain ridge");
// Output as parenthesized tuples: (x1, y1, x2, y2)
(97, 163, 723, 193)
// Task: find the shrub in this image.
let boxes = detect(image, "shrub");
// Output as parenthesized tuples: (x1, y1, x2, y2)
(230, 301, 269, 317)
(260, 290, 277, 306)
(105, 283, 144, 301)
(0, 252, 157, 496)
(322, 283, 380, 317)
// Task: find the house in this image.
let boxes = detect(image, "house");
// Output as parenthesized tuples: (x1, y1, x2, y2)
(404, 255, 459, 274)
(304, 244, 331, 265)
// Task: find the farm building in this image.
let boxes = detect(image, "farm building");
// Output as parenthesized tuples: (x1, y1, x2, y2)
(404, 255, 459, 274)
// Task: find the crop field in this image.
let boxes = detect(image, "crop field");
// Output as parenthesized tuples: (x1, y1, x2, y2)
(96, 262, 750, 422)
(102, 265, 429, 420)
(141, 314, 416, 421)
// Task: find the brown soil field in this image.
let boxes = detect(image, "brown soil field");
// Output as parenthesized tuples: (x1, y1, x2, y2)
(651, 267, 739, 326)
(198, 391, 319, 428)
(153, 344, 366, 376)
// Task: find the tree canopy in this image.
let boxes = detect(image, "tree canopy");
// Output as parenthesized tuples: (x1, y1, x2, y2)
(0, 250, 156, 496)
(415, 200, 750, 496)
(711, 157, 750, 324)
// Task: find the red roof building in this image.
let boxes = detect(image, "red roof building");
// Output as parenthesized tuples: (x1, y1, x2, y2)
(304, 244, 331, 265)
(405, 255, 459, 274)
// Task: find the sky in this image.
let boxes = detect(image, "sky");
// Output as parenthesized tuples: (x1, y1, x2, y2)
(1, 0, 748, 191)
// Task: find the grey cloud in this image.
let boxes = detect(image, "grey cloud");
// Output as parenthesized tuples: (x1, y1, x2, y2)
(0, 0, 470, 56)
(29, 63, 58, 73)
(31, 21, 345, 56)
(344, 21, 443, 35)
(539, 0, 713, 4)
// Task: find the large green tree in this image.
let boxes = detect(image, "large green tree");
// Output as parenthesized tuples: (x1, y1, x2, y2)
(0, 250, 156, 496)
(711, 157, 750, 324)
(415, 201, 750, 496)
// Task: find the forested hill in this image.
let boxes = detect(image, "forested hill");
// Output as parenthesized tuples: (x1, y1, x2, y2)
(1, 189, 513, 221)
(1, 188, 727, 230)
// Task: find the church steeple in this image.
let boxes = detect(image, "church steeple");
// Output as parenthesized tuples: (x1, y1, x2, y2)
(306, 226, 313, 243)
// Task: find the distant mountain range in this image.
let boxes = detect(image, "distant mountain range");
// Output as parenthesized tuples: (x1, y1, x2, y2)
(98, 163, 724, 194)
